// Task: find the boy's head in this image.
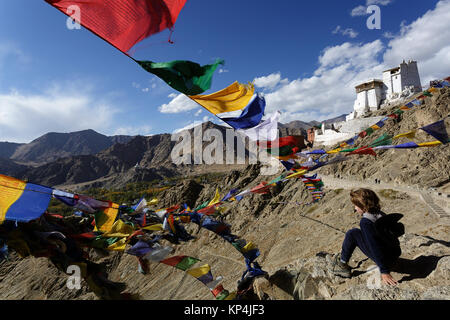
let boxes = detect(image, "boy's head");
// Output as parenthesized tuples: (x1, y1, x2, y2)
(350, 188, 381, 214)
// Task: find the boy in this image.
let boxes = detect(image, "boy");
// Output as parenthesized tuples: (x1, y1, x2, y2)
(332, 188, 401, 286)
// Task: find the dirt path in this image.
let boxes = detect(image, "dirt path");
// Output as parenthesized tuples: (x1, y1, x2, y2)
(319, 175, 450, 218)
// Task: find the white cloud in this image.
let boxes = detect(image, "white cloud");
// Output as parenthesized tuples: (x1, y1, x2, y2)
(367, 0, 393, 5)
(194, 109, 203, 116)
(383, 32, 395, 39)
(158, 93, 199, 113)
(113, 125, 152, 136)
(0, 43, 30, 70)
(0, 84, 120, 143)
(351, 0, 393, 16)
(218, 68, 229, 73)
(258, 0, 450, 122)
(202, 116, 213, 123)
(253, 73, 284, 89)
(383, 0, 450, 84)
(332, 26, 359, 38)
(351, 5, 368, 16)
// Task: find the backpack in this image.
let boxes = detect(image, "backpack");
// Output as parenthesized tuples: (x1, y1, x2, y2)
(374, 213, 405, 249)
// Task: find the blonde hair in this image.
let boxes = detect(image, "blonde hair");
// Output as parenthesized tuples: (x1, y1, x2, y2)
(350, 188, 381, 214)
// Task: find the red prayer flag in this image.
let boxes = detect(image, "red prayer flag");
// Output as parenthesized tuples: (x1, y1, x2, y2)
(257, 135, 306, 149)
(160, 255, 186, 267)
(45, 0, 187, 53)
(250, 182, 271, 194)
(346, 147, 376, 157)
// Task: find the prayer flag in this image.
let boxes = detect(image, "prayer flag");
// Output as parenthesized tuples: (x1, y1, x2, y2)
(238, 111, 280, 141)
(420, 120, 449, 144)
(137, 59, 224, 95)
(45, 0, 187, 54)
(161, 255, 200, 271)
(189, 81, 255, 115)
(0, 175, 52, 224)
(220, 94, 266, 130)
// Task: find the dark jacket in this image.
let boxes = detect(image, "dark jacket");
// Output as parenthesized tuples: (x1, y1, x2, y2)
(360, 212, 403, 273)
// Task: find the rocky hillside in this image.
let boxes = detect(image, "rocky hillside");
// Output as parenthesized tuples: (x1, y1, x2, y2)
(0, 88, 448, 301)
(0, 157, 28, 176)
(0, 142, 24, 159)
(1, 161, 448, 300)
(319, 87, 450, 192)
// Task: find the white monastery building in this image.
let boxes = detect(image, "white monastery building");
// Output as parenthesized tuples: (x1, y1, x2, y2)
(346, 60, 422, 121)
(313, 60, 422, 146)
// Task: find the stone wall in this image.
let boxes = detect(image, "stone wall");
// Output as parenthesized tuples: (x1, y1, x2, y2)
(334, 116, 385, 133)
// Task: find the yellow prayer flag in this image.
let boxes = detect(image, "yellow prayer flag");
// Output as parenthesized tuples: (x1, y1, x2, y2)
(189, 81, 255, 115)
(417, 141, 442, 147)
(428, 87, 438, 93)
(186, 264, 211, 278)
(286, 169, 307, 179)
(148, 198, 159, 205)
(94, 203, 119, 233)
(393, 131, 416, 140)
(241, 241, 256, 253)
(103, 219, 135, 238)
(326, 148, 341, 154)
(143, 224, 164, 231)
(106, 238, 127, 251)
(208, 188, 221, 206)
(0, 175, 26, 224)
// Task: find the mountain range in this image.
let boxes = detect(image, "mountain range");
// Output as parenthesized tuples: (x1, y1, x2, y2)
(0, 116, 346, 188)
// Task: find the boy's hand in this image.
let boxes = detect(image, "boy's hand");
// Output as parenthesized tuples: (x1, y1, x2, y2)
(381, 273, 398, 285)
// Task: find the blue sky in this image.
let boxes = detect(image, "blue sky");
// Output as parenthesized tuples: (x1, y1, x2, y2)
(0, 0, 448, 143)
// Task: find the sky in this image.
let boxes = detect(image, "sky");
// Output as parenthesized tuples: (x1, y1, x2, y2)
(0, 0, 449, 143)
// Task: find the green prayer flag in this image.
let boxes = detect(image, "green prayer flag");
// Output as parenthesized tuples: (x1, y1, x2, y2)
(266, 145, 296, 157)
(216, 290, 230, 300)
(91, 236, 119, 249)
(175, 256, 200, 271)
(340, 148, 358, 152)
(137, 59, 224, 95)
(195, 200, 210, 211)
(423, 91, 432, 97)
(365, 127, 375, 136)
(370, 134, 393, 147)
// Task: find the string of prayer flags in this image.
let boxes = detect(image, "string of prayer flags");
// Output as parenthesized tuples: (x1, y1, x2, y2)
(301, 174, 324, 202)
(137, 59, 224, 96)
